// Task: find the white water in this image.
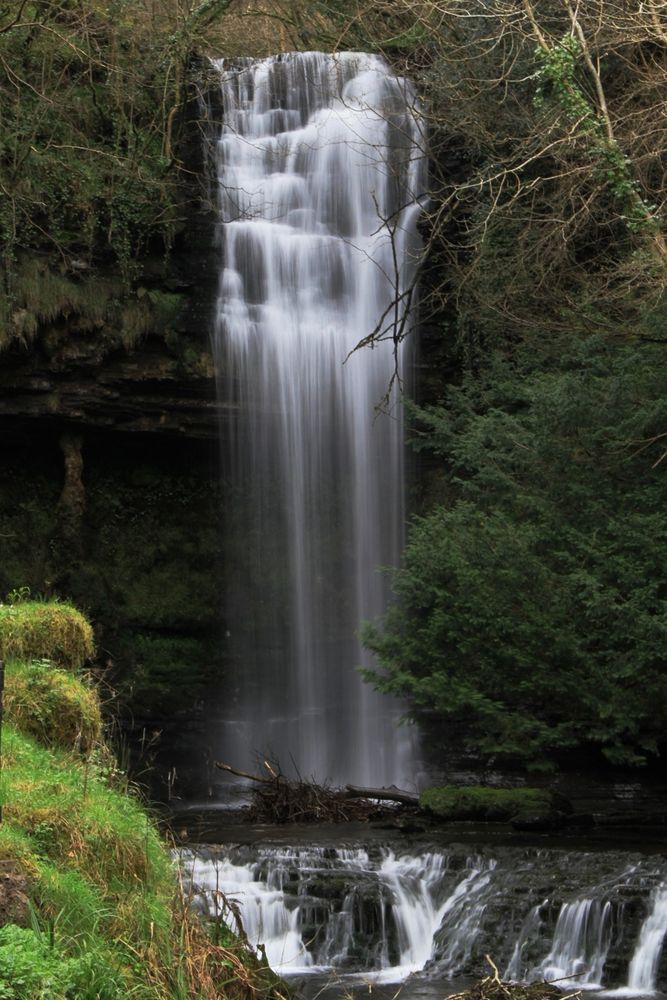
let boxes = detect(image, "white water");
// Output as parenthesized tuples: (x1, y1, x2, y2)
(180, 844, 667, 993)
(182, 845, 486, 979)
(532, 899, 613, 988)
(626, 885, 667, 993)
(209, 52, 425, 786)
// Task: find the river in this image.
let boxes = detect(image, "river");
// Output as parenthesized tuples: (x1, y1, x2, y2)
(176, 820, 667, 1000)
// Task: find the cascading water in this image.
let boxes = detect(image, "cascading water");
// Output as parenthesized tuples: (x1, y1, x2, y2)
(180, 842, 667, 995)
(208, 52, 425, 786)
(625, 885, 667, 993)
(529, 899, 613, 987)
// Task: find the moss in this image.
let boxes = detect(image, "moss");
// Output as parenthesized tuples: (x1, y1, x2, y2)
(0, 600, 95, 670)
(119, 289, 185, 349)
(5, 660, 102, 754)
(87, 467, 222, 631)
(419, 785, 559, 822)
(0, 462, 60, 594)
(0, 256, 188, 352)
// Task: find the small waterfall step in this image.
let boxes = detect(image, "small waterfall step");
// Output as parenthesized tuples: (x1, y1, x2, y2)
(179, 841, 667, 993)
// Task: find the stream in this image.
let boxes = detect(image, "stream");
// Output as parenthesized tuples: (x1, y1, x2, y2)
(177, 824, 667, 1000)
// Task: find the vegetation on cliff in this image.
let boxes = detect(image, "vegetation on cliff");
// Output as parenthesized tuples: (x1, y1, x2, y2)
(357, 1, 667, 770)
(0, 0, 236, 349)
(315, 0, 667, 345)
(0, 596, 285, 998)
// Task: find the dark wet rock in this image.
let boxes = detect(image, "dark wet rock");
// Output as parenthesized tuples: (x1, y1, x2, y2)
(510, 813, 567, 833)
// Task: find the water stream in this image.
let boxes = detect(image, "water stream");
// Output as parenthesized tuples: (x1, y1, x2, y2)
(208, 51, 425, 786)
(180, 839, 667, 997)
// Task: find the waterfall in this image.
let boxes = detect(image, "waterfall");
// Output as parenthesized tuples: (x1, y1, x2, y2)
(531, 899, 613, 988)
(179, 842, 667, 992)
(208, 51, 425, 786)
(625, 885, 667, 993)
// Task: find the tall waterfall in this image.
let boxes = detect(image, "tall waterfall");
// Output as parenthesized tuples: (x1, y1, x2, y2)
(209, 52, 425, 786)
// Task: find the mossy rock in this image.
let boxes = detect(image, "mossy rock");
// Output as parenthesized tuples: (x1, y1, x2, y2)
(419, 785, 565, 822)
(0, 600, 94, 670)
(5, 661, 102, 754)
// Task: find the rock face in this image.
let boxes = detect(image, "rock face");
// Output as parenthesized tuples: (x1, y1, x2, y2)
(0, 199, 223, 439)
(0, 182, 230, 740)
(0, 334, 221, 438)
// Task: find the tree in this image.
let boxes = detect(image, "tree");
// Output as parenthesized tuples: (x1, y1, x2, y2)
(314, 0, 667, 348)
(362, 336, 667, 769)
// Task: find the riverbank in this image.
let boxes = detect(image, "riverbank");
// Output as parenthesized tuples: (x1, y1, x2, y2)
(0, 597, 286, 999)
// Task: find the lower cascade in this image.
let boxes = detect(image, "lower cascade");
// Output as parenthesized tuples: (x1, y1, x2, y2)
(181, 843, 667, 994)
(208, 51, 425, 786)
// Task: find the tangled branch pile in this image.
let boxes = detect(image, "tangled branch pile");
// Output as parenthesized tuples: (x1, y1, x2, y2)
(450, 958, 579, 1000)
(215, 762, 416, 823)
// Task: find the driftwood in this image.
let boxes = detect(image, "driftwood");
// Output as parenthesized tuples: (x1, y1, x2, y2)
(449, 956, 580, 1000)
(214, 761, 419, 824)
(344, 784, 419, 806)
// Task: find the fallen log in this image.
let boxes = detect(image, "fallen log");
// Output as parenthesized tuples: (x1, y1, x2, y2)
(344, 784, 419, 806)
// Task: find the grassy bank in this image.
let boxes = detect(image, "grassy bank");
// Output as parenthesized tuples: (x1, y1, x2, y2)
(0, 596, 282, 999)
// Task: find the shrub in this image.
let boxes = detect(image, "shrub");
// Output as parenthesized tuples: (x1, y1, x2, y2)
(363, 339, 667, 769)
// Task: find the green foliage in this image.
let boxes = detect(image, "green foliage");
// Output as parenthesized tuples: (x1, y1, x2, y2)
(0, 600, 95, 670)
(0, 923, 124, 1000)
(0, 4, 172, 265)
(534, 34, 658, 240)
(0, 0, 233, 348)
(363, 337, 667, 768)
(419, 786, 557, 822)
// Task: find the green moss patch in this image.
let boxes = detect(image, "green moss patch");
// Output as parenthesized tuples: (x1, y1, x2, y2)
(0, 600, 94, 670)
(5, 660, 102, 754)
(419, 785, 559, 822)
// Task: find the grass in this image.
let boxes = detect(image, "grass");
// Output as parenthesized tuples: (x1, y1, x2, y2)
(5, 660, 102, 754)
(0, 596, 285, 999)
(0, 599, 94, 670)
